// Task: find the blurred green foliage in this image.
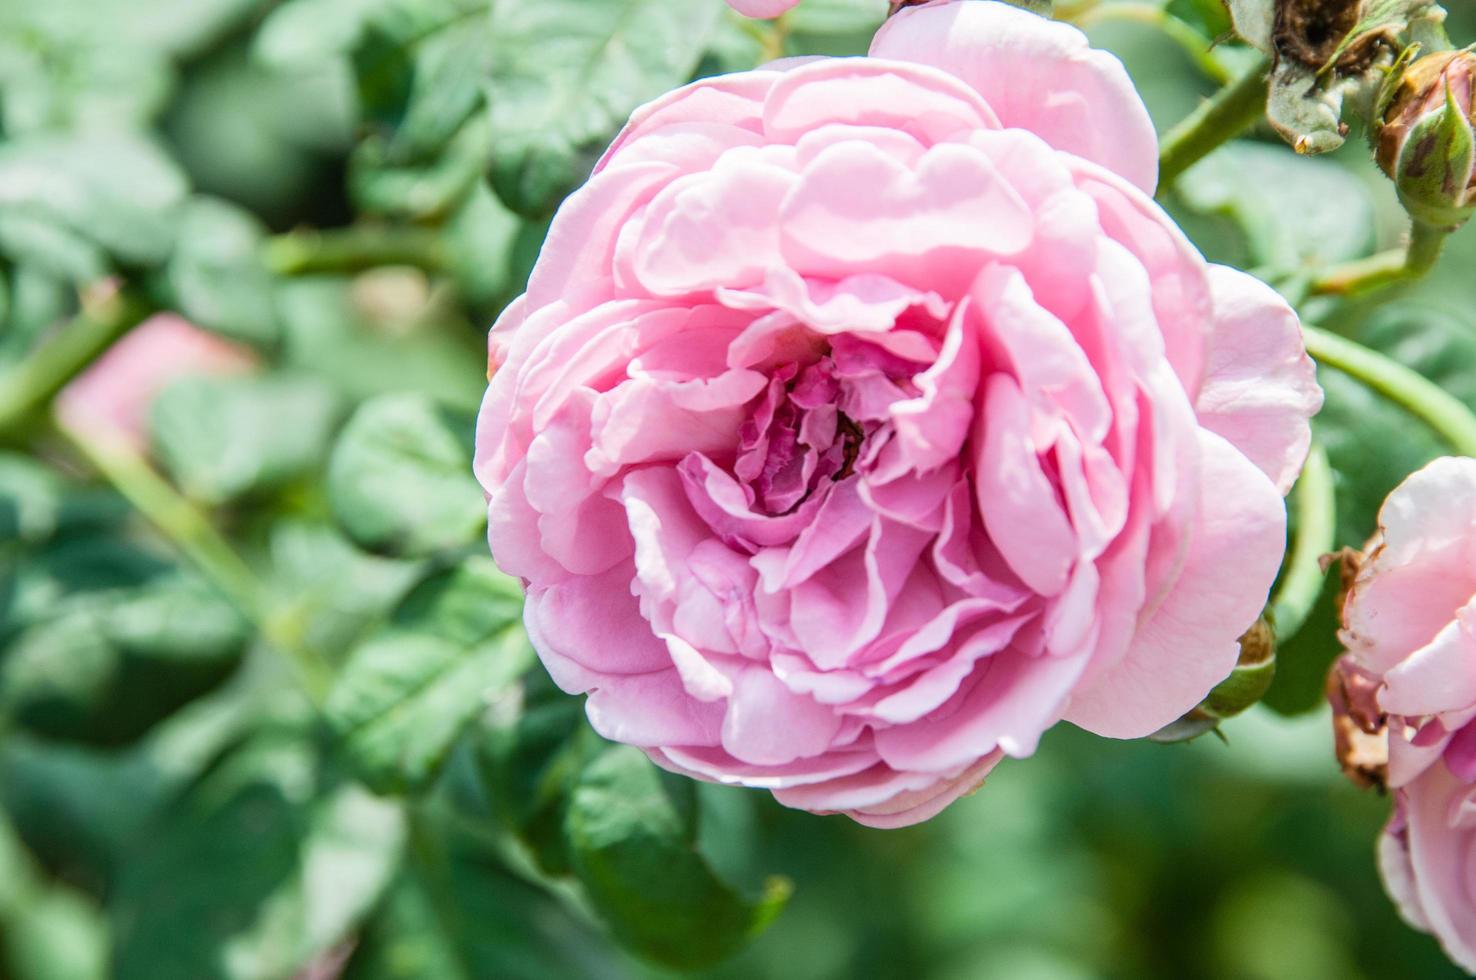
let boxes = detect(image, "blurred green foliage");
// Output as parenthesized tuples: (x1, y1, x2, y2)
(1, 0, 1475, 977)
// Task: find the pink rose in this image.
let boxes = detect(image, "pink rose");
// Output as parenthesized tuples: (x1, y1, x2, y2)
(726, 0, 802, 16)
(1338, 457, 1476, 972)
(475, 0, 1321, 826)
(57, 313, 256, 452)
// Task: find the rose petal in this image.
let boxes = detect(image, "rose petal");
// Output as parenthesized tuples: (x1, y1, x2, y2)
(871, 0, 1157, 193)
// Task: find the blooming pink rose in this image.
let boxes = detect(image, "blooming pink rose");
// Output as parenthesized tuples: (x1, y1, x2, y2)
(1338, 457, 1476, 972)
(57, 313, 256, 452)
(475, 0, 1321, 826)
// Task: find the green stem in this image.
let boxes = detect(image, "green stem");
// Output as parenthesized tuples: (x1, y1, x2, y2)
(1070, 3, 1231, 84)
(263, 227, 449, 277)
(1158, 55, 1272, 190)
(54, 422, 332, 701)
(1310, 221, 1450, 296)
(1303, 325, 1476, 456)
(1269, 443, 1335, 642)
(0, 289, 153, 433)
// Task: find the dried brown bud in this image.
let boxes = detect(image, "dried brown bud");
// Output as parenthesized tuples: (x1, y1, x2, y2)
(1327, 654, 1388, 790)
(1274, 0, 1367, 70)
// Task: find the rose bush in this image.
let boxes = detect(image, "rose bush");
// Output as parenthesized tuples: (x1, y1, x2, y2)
(475, 0, 1322, 826)
(1336, 457, 1476, 972)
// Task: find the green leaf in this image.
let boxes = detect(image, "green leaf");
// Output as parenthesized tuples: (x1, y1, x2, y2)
(0, 266, 72, 365)
(485, 0, 726, 215)
(343, 816, 619, 980)
(265, 520, 425, 669)
(164, 198, 281, 346)
(565, 746, 790, 970)
(0, 133, 188, 278)
(1316, 303, 1476, 547)
(783, 0, 885, 58)
(443, 180, 526, 308)
(784, 0, 884, 34)
(473, 666, 593, 876)
(349, 116, 493, 220)
(150, 373, 342, 506)
(327, 393, 485, 557)
(109, 732, 406, 980)
(0, 574, 249, 746)
(0, 811, 108, 980)
(372, 5, 491, 163)
(278, 277, 487, 411)
(253, 0, 388, 69)
(0, 659, 307, 898)
(1172, 140, 1378, 272)
(0, 453, 125, 548)
(0, 0, 258, 136)
(326, 558, 532, 794)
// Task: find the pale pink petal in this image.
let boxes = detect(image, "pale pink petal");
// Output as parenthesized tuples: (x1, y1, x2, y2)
(525, 162, 677, 316)
(1399, 767, 1476, 972)
(585, 670, 726, 748)
(624, 147, 798, 296)
(1196, 266, 1321, 493)
(1344, 458, 1476, 675)
(844, 754, 1001, 829)
(874, 645, 1088, 769)
(598, 73, 773, 173)
(1381, 600, 1476, 718)
(975, 374, 1077, 597)
(870, 0, 1157, 193)
(524, 566, 672, 677)
(1072, 160, 1213, 398)
(721, 667, 843, 765)
(726, 0, 800, 17)
(1065, 429, 1286, 738)
(762, 58, 1000, 145)
(780, 139, 1032, 293)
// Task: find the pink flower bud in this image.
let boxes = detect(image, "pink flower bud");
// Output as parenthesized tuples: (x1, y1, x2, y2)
(1376, 51, 1476, 228)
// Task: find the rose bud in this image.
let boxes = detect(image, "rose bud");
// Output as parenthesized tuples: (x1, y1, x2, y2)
(1338, 458, 1476, 971)
(725, 0, 802, 16)
(1150, 618, 1278, 743)
(477, 0, 1321, 827)
(1376, 51, 1476, 229)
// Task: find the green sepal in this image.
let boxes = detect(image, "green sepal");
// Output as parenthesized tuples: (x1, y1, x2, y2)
(1395, 80, 1476, 227)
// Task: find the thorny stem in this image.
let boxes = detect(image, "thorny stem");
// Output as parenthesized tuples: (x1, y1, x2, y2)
(1158, 54, 1273, 190)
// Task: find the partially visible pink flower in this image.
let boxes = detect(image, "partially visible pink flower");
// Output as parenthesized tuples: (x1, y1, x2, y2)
(1338, 457, 1476, 973)
(476, 0, 1320, 826)
(726, 0, 802, 16)
(57, 313, 256, 452)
